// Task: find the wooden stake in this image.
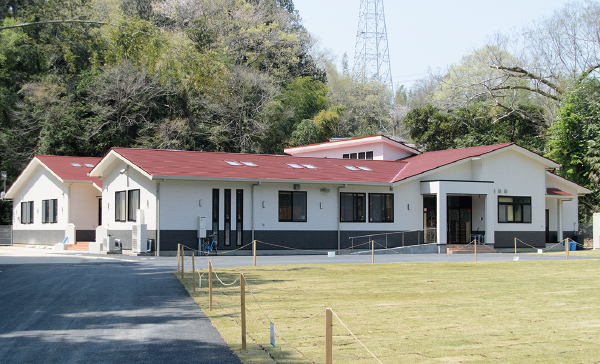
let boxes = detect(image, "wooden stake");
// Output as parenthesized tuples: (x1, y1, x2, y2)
(209, 260, 213, 311)
(514, 237, 517, 254)
(371, 240, 375, 264)
(253, 240, 257, 267)
(325, 308, 332, 364)
(241, 273, 246, 350)
(177, 243, 181, 272)
(181, 245, 184, 280)
(566, 238, 570, 260)
(192, 251, 195, 292)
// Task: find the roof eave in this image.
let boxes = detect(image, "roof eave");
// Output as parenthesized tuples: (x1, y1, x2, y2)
(150, 175, 393, 186)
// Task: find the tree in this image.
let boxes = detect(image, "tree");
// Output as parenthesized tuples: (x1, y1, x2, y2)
(547, 78, 600, 221)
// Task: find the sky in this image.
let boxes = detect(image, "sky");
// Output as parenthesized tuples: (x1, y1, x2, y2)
(293, 0, 574, 90)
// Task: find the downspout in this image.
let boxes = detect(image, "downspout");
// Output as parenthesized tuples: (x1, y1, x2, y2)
(337, 184, 347, 252)
(251, 181, 261, 242)
(156, 179, 165, 256)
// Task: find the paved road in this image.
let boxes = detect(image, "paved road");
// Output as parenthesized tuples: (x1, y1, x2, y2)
(0, 258, 241, 364)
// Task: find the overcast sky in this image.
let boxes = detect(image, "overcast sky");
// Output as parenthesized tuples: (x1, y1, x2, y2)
(293, 0, 574, 89)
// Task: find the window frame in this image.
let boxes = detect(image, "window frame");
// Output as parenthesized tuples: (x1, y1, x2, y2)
(498, 196, 532, 223)
(20, 201, 34, 224)
(115, 191, 126, 222)
(127, 189, 140, 222)
(340, 192, 366, 222)
(278, 191, 307, 222)
(42, 199, 58, 224)
(369, 193, 394, 223)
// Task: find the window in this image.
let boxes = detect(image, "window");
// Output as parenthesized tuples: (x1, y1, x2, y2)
(212, 189, 219, 245)
(498, 196, 531, 223)
(343, 154, 350, 159)
(340, 193, 366, 222)
(366, 151, 373, 160)
(127, 190, 140, 221)
(369, 193, 394, 222)
(224, 189, 231, 246)
(236, 189, 243, 246)
(279, 191, 307, 222)
(20, 201, 34, 224)
(358, 152, 365, 159)
(115, 191, 126, 222)
(42, 199, 58, 224)
(350, 153, 357, 159)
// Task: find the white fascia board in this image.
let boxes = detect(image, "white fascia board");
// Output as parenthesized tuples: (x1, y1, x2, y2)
(546, 171, 591, 194)
(504, 144, 560, 169)
(150, 175, 392, 187)
(5, 157, 64, 199)
(89, 150, 153, 180)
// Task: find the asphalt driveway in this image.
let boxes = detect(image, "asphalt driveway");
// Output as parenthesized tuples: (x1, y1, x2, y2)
(0, 260, 241, 364)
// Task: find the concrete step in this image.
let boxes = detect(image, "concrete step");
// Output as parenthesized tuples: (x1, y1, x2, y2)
(64, 242, 91, 251)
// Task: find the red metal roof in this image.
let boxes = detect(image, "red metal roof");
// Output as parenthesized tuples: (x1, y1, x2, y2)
(390, 143, 514, 182)
(546, 188, 574, 197)
(36, 155, 102, 187)
(110, 143, 525, 184)
(111, 148, 406, 184)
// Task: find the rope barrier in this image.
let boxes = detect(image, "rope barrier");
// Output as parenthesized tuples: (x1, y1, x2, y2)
(213, 270, 241, 286)
(331, 309, 383, 364)
(245, 278, 273, 324)
(280, 309, 328, 325)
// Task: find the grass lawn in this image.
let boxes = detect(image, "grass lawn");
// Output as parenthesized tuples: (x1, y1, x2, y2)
(178, 259, 600, 363)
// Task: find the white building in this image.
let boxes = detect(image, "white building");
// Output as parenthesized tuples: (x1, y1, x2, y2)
(76, 135, 589, 254)
(5, 155, 102, 245)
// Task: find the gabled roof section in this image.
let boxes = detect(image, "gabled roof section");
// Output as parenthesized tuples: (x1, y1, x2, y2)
(89, 147, 408, 185)
(546, 188, 574, 197)
(391, 143, 516, 183)
(546, 171, 591, 195)
(284, 135, 421, 157)
(5, 155, 102, 198)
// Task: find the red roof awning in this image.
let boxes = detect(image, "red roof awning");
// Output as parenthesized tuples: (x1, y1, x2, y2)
(546, 188, 574, 197)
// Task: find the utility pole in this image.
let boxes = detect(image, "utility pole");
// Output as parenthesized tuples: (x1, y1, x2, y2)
(353, 0, 393, 91)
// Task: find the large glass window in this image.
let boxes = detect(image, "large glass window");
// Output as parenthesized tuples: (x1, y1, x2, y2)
(224, 189, 231, 246)
(42, 199, 58, 224)
(498, 196, 531, 223)
(21, 201, 34, 224)
(340, 193, 366, 222)
(212, 189, 219, 245)
(115, 191, 126, 222)
(369, 193, 394, 222)
(127, 189, 140, 222)
(279, 191, 307, 222)
(236, 189, 243, 246)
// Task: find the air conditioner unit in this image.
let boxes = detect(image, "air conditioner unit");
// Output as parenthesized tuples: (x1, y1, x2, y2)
(132, 224, 147, 253)
(103, 236, 116, 252)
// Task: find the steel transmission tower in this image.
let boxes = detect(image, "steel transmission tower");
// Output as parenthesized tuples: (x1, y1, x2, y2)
(353, 0, 393, 91)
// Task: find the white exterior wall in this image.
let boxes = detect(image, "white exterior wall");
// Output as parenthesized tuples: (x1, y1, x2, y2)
(157, 180, 418, 232)
(12, 166, 68, 231)
(70, 182, 100, 231)
(288, 142, 413, 161)
(101, 161, 157, 232)
(545, 179, 579, 233)
(481, 150, 547, 233)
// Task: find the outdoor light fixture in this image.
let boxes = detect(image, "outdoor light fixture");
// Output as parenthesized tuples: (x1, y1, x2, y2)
(199, 199, 203, 207)
(320, 188, 330, 193)
(407, 204, 410, 210)
(320, 202, 323, 209)
(262, 201, 266, 208)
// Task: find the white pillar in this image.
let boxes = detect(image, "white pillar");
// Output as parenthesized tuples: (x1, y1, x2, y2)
(557, 199, 563, 243)
(436, 184, 447, 245)
(485, 192, 495, 246)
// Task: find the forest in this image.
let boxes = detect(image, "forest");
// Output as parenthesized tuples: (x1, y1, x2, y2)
(0, 0, 599, 224)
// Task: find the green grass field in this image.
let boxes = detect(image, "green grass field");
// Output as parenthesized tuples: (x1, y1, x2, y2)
(178, 256, 600, 363)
